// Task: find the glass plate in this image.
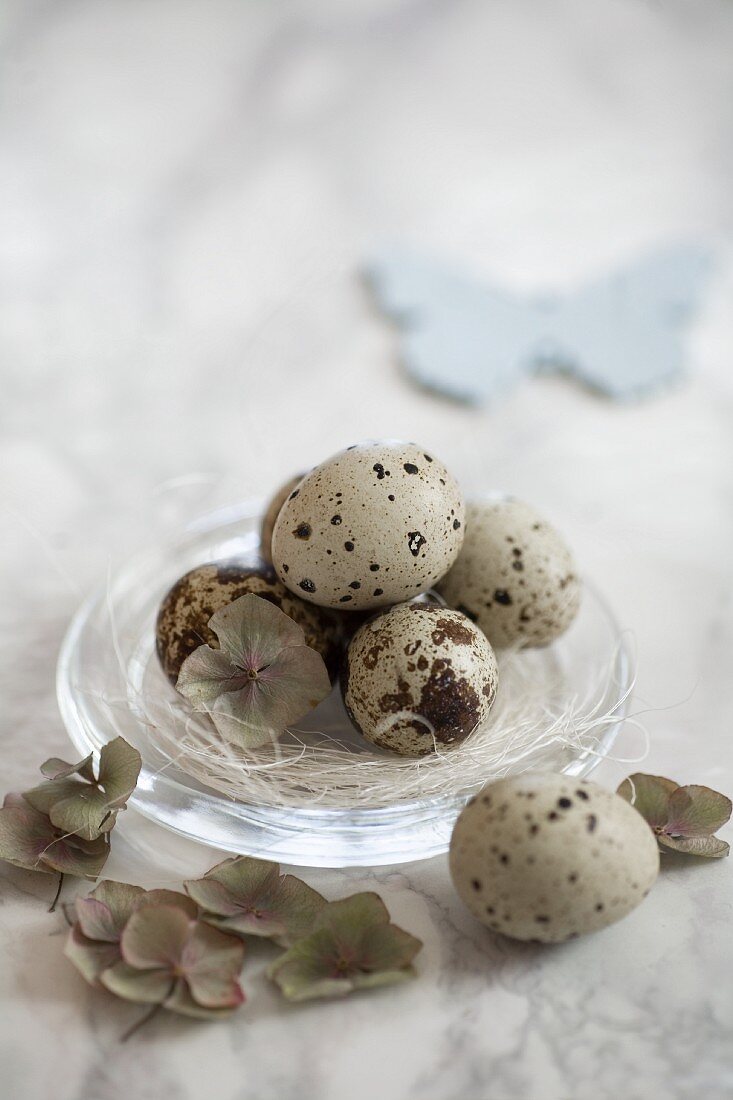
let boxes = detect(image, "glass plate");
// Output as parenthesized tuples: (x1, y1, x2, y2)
(56, 500, 633, 867)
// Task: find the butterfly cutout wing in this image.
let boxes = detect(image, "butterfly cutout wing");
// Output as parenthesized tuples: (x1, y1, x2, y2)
(366, 246, 712, 403)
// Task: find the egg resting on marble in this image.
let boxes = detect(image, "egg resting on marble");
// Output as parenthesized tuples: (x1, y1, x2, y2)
(449, 773, 659, 943)
(259, 472, 306, 565)
(271, 441, 465, 611)
(437, 499, 581, 648)
(155, 561, 344, 684)
(341, 603, 498, 756)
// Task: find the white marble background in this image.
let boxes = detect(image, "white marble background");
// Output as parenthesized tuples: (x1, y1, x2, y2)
(1, 1, 732, 1097)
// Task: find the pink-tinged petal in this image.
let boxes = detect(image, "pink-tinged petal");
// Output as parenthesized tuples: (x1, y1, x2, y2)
(80, 881, 147, 938)
(180, 923, 245, 1008)
(75, 898, 119, 942)
(140, 889, 199, 919)
(257, 646, 332, 715)
(3, 792, 29, 809)
(186, 856, 326, 945)
(617, 774, 677, 830)
(0, 804, 57, 872)
(176, 646, 243, 707)
(40, 836, 110, 879)
(65, 925, 122, 984)
(101, 961, 174, 1005)
(211, 645, 331, 748)
(184, 877, 244, 918)
(208, 594, 305, 671)
(666, 785, 732, 838)
(120, 906, 193, 969)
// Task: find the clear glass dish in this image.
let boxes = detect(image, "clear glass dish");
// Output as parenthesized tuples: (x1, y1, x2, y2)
(56, 500, 633, 868)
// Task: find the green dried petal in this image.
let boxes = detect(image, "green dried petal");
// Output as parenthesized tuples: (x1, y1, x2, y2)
(0, 801, 58, 873)
(164, 982, 242, 1019)
(178, 922, 246, 1008)
(75, 881, 147, 941)
(617, 774, 677, 829)
(268, 892, 422, 1002)
(23, 777, 87, 817)
(97, 738, 142, 807)
(65, 925, 122, 984)
(112, 904, 246, 1013)
(0, 801, 108, 879)
(350, 968, 417, 992)
(666, 785, 732, 838)
(185, 856, 327, 945)
(659, 834, 730, 859)
(140, 889, 199, 919)
(209, 593, 306, 670)
(101, 961, 174, 1005)
(21, 738, 141, 842)
(121, 905, 192, 970)
(45, 786, 115, 843)
(40, 836, 109, 879)
(40, 755, 95, 783)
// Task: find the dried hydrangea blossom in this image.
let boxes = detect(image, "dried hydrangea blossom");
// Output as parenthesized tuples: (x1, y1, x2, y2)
(618, 773, 731, 858)
(185, 855, 326, 946)
(176, 593, 332, 748)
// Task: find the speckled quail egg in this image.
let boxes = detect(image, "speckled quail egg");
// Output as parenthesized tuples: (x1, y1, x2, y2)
(260, 473, 306, 564)
(450, 773, 659, 943)
(437, 498, 581, 648)
(341, 603, 498, 756)
(271, 441, 465, 611)
(155, 561, 344, 684)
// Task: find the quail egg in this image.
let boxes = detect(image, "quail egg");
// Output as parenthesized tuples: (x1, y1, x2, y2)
(342, 602, 498, 756)
(437, 498, 581, 648)
(271, 441, 465, 611)
(155, 561, 344, 684)
(449, 772, 659, 942)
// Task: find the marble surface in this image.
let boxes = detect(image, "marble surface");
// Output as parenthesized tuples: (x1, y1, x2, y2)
(1, 1, 733, 1097)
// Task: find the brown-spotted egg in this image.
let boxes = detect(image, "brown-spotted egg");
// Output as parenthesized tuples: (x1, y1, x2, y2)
(449, 773, 659, 942)
(341, 603, 498, 756)
(271, 441, 465, 611)
(155, 561, 344, 684)
(437, 498, 581, 648)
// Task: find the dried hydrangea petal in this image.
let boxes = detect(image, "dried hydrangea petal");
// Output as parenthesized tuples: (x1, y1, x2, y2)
(666, 785, 732, 838)
(268, 892, 422, 1002)
(23, 738, 142, 842)
(617, 774, 677, 830)
(114, 905, 246, 1013)
(658, 834, 730, 859)
(618, 772, 731, 860)
(186, 856, 326, 945)
(0, 798, 108, 879)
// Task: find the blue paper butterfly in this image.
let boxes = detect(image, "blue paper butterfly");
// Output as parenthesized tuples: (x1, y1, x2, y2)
(365, 246, 712, 403)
